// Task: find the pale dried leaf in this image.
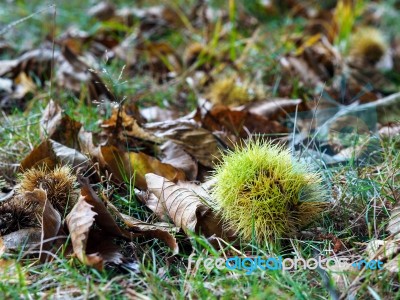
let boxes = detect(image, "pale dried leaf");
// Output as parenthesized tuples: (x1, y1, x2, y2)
(144, 120, 222, 167)
(242, 98, 303, 119)
(129, 151, 186, 189)
(20, 139, 89, 171)
(366, 239, 398, 261)
(145, 173, 227, 238)
(0, 228, 42, 256)
(146, 173, 205, 233)
(388, 206, 400, 238)
(79, 176, 127, 238)
(66, 195, 99, 267)
(119, 213, 179, 255)
(384, 255, 400, 274)
(40, 100, 82, 149)
(160, 141, 198, 180)
(24, 188, 62, 260)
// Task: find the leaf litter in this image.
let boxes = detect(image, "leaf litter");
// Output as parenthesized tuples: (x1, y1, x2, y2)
(0, 0, 400, 298)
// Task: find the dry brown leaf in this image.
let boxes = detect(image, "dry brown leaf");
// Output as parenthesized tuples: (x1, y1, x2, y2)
(24, 188, 62, 261)
(0, 59, 18, 76)
(140, 106, 179, 122)
(384, 255, 400, 274)
(160, 141, 198, 181)
(145, 173, 204, 233)
(13, 72, 35, 99)
(40, 100, 82, 150)
(0, 46, 54, 78)
(362, 210, 400, 276)
(129, 152, 186, 189)
(20, 139, 89, 171)
(379, 123, 400, 138)
(79, 176, 127, 239)
(280, 56, 322, 87)
(242, 98, 304, 119)
(78, 128, 101, 159)
(88, 1, 116, 21)
(103, 195, 180, 254)
(136, 190, 170, 222)
(58, 46, 115, 103)
(99, 145, 130, 184)
(201, 105, 288, 139)
(88, 144, 186, 189)
(0, 259, 25, 283)
(144, 120, 222, 167)
(388, 206, 400, 239)
(366, 239, 398, 261)
(65, 195, 102, 269)
(145, 173, 227, 238)
(67, 177, 179, 261)
(118, 213, 179, 255)
(102, 107, 160, 144)
(0, 45, 115, 110)
(0, 228, 42, 256)
(85, 230, 123, 265)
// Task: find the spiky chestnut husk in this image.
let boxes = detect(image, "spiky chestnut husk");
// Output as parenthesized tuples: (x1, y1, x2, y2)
(18, 165, 77, 214)
(350, 27, 387, 65)
(211, 140, 327, 244)
(0, 195, 41, 235)
(207, 77, 261, 106)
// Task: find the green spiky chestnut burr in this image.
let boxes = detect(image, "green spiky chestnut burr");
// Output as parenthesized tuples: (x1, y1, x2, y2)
(211, 140, 327, 244)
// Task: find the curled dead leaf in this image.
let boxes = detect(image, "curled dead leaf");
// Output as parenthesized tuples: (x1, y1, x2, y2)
(0, 228, 42, 256)
(160, 141, 198, 181)
(200, 105, 288, 140)
(79, 176, 126, 238)
(145, 173, 228, 239)
(85, 144, 186, 189)
(20, 139, 89, 171)
(24, 188, 62, 261)
(118, 213, 179, 255)
(41, 100, 82, 150)
(144, 120, 222, 167)
(65, 195, 102, 269)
